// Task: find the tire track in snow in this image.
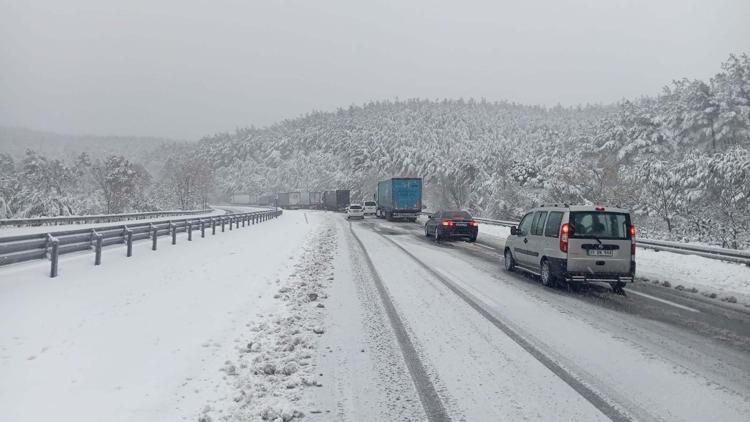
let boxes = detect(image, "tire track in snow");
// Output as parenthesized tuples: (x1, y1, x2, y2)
(369, 227, 634, 422)
(348, 223, 451, 422)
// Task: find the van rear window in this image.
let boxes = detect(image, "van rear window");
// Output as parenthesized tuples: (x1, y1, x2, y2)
(569, 212, 631, 239)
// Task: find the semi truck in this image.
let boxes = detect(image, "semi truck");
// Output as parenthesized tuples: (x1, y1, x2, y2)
(309, 191, 323, 209)
(376, 177, 423, 221)
(322, 190, 350, 211)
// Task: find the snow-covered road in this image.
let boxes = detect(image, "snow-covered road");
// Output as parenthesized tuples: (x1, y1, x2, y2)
(2, 210, 749, 422)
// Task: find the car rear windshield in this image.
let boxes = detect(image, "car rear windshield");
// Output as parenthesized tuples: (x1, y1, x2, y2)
(444, 211, 472, 219)
(349, 205, 362, 209)
(570, 211, 631, 239)
(364, 201, 376, 206)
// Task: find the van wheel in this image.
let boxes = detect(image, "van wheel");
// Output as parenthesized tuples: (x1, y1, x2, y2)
(504, 249, 515, 271)
(540, 259, 555, 287)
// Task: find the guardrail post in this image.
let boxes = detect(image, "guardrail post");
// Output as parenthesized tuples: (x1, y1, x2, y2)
(94, 232, 103, 265)
(187, 222, 192, 241)
(152, 227, 158, 250)
(242, 215, 246, 227)
(236, 217, 239, 229)
(48, 235, 59, 278)
(201, 220, 205, 238)
(170, 223, 176, 244)
(221, 218, 226, 232)
(126, 228, 133, 257)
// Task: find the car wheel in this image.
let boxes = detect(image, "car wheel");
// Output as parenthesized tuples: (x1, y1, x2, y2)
(434, 227, 441, 242)
(424, 225, 430, 237)
(468, 236, 477, 243)
(504, 249, 515, 271)
(540, 259, 555, 287)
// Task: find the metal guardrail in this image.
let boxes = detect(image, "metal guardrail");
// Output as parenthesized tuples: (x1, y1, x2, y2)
(425, 213, 750, 266)
(0, 209, 217, 227)
(0, 209, 282, 277)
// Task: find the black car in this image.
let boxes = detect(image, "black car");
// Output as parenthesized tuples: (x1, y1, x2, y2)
(424, 210, 478, 242)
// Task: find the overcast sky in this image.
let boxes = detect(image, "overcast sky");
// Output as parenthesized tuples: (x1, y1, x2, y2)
(1, 0, 749, 140)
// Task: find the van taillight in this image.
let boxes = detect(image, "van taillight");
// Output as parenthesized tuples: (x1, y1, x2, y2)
(630, 225, 636, 256)
(560, 223, 569, 253)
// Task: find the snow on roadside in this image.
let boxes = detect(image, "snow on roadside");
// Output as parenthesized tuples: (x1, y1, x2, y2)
(199, 220, 337, 422)
(0, 209, 316, 422)
(635, 249, 750, 305)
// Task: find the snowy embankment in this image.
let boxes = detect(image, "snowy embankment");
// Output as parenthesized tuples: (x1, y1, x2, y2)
(0, 209, 332, 422)
(0, 208, 227, 237)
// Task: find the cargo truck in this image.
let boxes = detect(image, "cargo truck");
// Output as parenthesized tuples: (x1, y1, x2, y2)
(309, 191, 323, 209)
(277, 192, 290, 209)
(322, 190, 350, 211)
(376, 178, 423, 221)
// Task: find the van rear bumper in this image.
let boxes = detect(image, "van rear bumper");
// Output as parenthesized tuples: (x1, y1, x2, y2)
(549, 258, 636, 283)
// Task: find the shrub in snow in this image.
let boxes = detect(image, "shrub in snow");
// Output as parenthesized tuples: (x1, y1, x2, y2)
(722, 296, 738, 303)
(262, 363, 276, 375)
(312, 327, 325, 334)
(281, 361, 299, 375)
(675, 285, 685, 291)
(661, 281, 671, 288)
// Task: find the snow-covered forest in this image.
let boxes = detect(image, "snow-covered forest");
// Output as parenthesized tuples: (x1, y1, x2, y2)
(201, 54, 750, 248)
(1, 54, 748, 247)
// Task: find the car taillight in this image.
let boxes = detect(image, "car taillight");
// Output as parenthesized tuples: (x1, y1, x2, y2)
(441, 220, 453, 227)
(470, 221, 479, 227)
(630, 225, 636, 256)
(560, 223, 569, 253)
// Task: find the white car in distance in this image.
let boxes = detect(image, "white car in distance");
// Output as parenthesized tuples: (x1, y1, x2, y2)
(346, 204, 365, 220)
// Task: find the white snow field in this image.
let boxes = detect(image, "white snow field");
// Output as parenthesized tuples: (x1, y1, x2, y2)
(2, 210, 749, 422)
(0, 209, 329, 422)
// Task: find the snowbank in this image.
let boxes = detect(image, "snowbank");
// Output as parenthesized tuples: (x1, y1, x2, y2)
(0, 209, 319, 422)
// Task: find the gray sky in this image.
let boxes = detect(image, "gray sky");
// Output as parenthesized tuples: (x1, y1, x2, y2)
(1, 0, 749, 140)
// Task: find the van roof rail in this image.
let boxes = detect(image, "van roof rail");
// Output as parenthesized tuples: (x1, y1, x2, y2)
(539, 203, 569, 208)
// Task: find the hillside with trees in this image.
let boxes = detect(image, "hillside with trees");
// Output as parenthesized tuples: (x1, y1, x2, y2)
(200, 54, 750, 248)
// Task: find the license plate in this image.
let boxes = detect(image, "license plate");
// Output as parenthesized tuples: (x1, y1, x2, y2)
(587, 249, 613, 257)
(455, 223, 467, 227)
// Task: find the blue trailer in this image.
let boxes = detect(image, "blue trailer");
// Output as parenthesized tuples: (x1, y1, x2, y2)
(375, 178, 423, 221)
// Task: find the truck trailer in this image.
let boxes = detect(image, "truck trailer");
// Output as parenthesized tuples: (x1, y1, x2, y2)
(322, 190, 350, 211)
(376, 178, 423, 221)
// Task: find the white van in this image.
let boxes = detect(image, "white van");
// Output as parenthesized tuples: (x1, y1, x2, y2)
(504, 204, 636, 292)
(363, 201, 377, 216)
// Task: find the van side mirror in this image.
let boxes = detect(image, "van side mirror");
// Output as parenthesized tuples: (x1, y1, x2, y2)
(510, 226, 518, 236)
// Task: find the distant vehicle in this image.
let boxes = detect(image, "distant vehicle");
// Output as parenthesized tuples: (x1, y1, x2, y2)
(346, 204, 364, 220)
(277, 192, 291, 209)
(504, 204, 636, 292)
(230, 193, 251, 204)
(309, 191, 323, 209)
(323, 190, 350, 211)
(424, 210, 478, 242)
(363, 201, 377, 216)
(376, 177, 422, 221)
